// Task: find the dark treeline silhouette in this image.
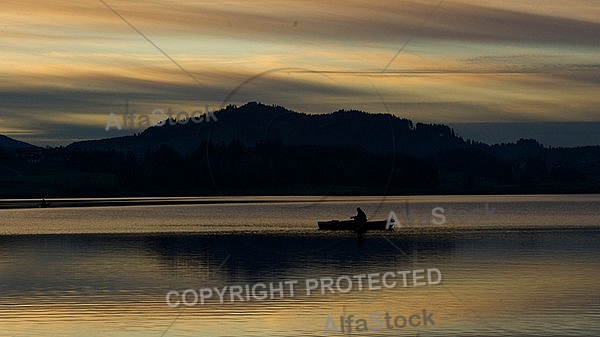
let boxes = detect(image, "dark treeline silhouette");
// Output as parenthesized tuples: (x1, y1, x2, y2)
(0, 137, 597, 197)
(68, 102, 468, 156)
(0, 103, 599, 197)
(109, 140, 438, 195)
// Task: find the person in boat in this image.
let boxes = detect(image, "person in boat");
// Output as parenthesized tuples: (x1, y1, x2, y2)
(39, 198, 50, 208)
(351, 207, 367, 222)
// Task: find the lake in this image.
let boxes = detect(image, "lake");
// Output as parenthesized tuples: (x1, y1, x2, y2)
(1, 195, 599, 336)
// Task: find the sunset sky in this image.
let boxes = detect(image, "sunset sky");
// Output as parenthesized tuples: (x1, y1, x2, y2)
(1, 0, 598, 146)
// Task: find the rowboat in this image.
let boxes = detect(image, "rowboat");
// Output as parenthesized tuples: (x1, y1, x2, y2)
(317, 219, 392, 231)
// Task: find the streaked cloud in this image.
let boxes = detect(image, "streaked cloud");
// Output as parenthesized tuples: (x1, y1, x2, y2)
(0, 0, 598, 146)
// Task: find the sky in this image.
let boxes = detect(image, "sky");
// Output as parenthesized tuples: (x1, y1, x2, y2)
(0, 0, 598, 146)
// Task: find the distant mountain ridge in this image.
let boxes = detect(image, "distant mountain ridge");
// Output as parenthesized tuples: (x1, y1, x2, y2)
(2, 103, 599, 197)
(69, 102, 468, 156)
(0, 135, 38, 149)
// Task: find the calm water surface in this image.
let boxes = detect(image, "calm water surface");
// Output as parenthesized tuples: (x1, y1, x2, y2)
(0, 195, 599, 337)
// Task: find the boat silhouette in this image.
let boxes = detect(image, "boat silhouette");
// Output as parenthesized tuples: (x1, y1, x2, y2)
(317, 219, 391, 232)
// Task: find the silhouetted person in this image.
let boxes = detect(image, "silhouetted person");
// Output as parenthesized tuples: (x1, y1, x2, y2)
(39, 198, 50, 208)
(351, 207, 367, 222)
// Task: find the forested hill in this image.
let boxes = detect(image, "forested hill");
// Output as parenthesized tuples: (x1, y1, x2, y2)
(68, 102, 467, 156)
(1, 103, 599, 197)
(0, 135, 38, 149)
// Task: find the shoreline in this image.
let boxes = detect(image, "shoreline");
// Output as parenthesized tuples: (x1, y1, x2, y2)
(1, 193, 600, 210)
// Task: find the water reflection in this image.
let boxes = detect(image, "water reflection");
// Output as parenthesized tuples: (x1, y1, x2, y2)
(1, 195, 600, 336)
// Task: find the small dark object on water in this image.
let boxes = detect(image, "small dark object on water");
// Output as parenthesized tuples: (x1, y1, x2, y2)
(317, 219, 391, 231)
(350, 207, 367, 222)
(39, 199, 51, 208)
